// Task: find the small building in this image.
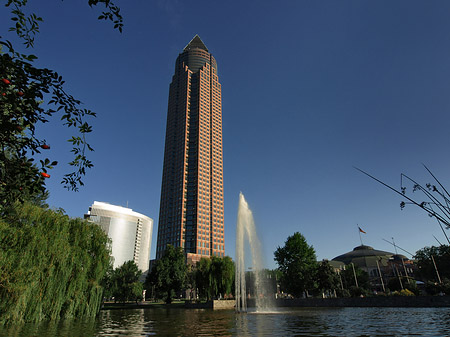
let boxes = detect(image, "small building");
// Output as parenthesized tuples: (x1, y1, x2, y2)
(85, 201, 153, 275)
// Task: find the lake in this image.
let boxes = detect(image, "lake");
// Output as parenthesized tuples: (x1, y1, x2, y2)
(2, 307, 450, 336)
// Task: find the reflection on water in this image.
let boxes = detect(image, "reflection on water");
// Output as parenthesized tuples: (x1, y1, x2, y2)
(2, 307, 450, 336)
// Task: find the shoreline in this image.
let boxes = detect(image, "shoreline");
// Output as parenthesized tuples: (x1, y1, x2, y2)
(102, 296, 450, 310)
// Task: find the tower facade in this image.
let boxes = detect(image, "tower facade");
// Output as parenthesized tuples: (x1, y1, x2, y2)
(156, 35, 224, 263)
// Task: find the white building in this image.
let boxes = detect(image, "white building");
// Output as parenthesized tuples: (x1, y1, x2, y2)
(85, 201, 153, 273)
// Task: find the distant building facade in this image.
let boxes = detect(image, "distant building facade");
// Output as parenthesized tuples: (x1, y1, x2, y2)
(156, 35, 224, 263)
(85, 201, 153, 273)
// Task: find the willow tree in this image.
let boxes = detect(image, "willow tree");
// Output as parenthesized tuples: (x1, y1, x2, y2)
(211, 256, 234, 298)
(195, 256, 235, 300)
(195, 257, 213, 300)
(0, 202, 112, 325)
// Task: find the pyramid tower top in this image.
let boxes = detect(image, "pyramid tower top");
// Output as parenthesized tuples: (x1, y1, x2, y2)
(183, 35, 208, 52)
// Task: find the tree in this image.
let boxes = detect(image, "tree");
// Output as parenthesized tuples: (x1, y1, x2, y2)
(184, 263, 197, 300)
(0, 202, 111, 325)
(0, 0, 124, 214)
(195, 257, 212, 300)
(216, 256, 235, 298)
(195, 256, 235, 300)
(0, 1, 125, 326)
(101, 263, 115, 300)
(340, 264, 370, 297)
(5, 1, 123, 49)
(425, 278, 450, 295)
(109, 261, 143, 304)
(387, 276, 418, 295)
(415, 245, 450, 282)
(145, 245, 186, 304)
(315, 260, 340, 297)
(274, 232, 318, 298)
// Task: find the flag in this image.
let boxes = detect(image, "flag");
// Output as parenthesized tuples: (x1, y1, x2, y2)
(358, 226, 366, 234)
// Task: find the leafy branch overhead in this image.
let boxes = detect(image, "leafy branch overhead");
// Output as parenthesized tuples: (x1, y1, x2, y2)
(0, 42, 95, 194)
(6, 0, 123, 48)
(1, 0, 123, 210)
(355, 165, 450, 244)
(91, 0, 124, 32)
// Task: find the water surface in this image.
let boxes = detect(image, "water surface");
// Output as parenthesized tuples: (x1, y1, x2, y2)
(2, 307, 450, 336)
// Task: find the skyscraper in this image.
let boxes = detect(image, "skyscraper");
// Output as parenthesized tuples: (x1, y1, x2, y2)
(156, 35, 224, 263)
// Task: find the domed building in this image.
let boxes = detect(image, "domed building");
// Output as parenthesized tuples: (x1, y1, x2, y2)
(332, 245, 394, 277)
(331, 245, 416, 290)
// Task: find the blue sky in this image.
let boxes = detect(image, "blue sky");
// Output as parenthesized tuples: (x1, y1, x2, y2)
(2, 1, 450, 269)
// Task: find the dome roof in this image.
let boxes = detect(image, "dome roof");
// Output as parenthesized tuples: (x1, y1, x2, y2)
(391, 254, 409, 261)
(332, 245, 395, 269)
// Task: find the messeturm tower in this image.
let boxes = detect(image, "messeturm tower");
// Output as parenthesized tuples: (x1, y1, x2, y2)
(156, 35, 224, 263)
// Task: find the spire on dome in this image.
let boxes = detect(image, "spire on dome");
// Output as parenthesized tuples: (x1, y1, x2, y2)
(183, 35, 208, 52)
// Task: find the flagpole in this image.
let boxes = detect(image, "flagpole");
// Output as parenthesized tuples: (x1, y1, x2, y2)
(431, 255, 442, 284)
(392, 237, 398, 254)
(338, 269, 344, 291)
(376, 259, 385, 292)
(358, 225, 363, 246)
(351, 263, 359, 288)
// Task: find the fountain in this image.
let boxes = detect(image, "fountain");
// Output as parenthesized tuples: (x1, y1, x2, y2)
(235, 192, 275, 312)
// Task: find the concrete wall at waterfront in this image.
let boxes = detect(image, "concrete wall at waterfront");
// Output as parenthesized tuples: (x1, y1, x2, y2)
(213, 300, 235, 309)
(184, 301, 213, 309)
(185, 300, 235, 310)
(186, 296, 450, 309)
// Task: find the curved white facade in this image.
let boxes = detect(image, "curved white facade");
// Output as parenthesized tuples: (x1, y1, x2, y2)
(85, 201, 153, 273)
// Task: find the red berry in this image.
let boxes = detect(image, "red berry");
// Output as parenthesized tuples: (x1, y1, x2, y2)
(2, 79, 10, 85)
(41, 144, 50, 150)
(40, 172, 50, 178)
(17, 91, 24, 96)
(16, 126, 23, 131)
(1, 93, 5, 96)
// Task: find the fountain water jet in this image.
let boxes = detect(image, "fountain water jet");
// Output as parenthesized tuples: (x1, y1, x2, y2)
(235, 193, 275, 312)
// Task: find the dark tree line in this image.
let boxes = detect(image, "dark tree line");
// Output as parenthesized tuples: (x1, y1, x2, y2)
(145, 245, 235, 304)
(415, 244, 450, 295)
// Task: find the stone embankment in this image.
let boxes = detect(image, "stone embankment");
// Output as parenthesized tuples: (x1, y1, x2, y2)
(185, 300, 235, 309)
(186, 296, 450, 309)
(103, 296, 450, 310)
